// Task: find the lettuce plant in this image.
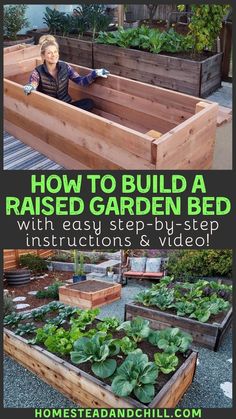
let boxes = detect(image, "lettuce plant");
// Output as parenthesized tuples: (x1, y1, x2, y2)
(111, 349, 158, 403)
(117, 317, 150, 343)
(96, 317, 120, 332)
(30, 324, 57, 344)
(115, 336, 137, 355)
(148, 327, 192, 354)
(44, 328, 73, 355)
(154, 353, 179, 374)
(70, 308, 100, 330)
(71, 332, 119, 378)
(150, 289, 175, 310)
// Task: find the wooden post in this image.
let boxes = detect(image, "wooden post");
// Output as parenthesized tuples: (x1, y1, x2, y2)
(221, 21, 232, 81)
(118, 5, 124, 27)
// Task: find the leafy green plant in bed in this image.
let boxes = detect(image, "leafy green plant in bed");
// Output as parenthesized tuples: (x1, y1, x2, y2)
(148, 327, 192, 354)
(96, 317, 120, 332)
(111, 349, 158, 403)
(174, 301, 197, 317)
(71, 332, 119, 379)
(154, 353, 179, 374)
(189, 297, 230, 323)
(15, 323, 37, 336)
(134, 290, 153, 307)
(29, 324, 58, 345)
(117, 317, 150, 343)
(69, 308, 100, 330)
(47, 301, 65, 312)
(44, 328, 73, 355)
(115, 336, 137, 355)
(4, 312, 24, 327)
(150, 289, 175, 310)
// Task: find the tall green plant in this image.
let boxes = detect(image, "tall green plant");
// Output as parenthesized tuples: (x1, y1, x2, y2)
(178, 4, 230, 52)
(4, 4, 29, 41)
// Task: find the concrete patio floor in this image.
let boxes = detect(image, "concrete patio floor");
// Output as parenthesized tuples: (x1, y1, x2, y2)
(3, 82, 232, 170)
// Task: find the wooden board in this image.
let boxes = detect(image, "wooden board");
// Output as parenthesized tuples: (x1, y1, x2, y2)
(154, 102, 218, 169)
(59, 280, 122, 309)
(125, 303, 232, 351)
(94, 44, 223, 97)
(55, 36, 93, 68)
(4, 327, 197, 407)
(200, 53, 223, 97)
(4, 45, 41, 65)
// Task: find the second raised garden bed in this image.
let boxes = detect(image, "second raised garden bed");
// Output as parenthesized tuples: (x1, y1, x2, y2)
(93, 44, 223, 97)
(125, 303, 232, 351)
(59, 279, 122, 309)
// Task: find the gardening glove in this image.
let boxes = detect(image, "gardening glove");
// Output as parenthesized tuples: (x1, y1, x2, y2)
(95, 68, 110, 78)
(23, 84, 36, 95)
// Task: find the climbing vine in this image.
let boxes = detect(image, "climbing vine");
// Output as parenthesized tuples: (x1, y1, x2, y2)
(178, 4, 230, 52)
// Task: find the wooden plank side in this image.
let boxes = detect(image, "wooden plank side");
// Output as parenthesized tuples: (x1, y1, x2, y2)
(4, 79, 155, 169)
(4, 44, 31, 54)
(200, 53, 223, 97)
(4, 45, 41, 65)
(154, 103, 218, 169)
(4, 120, 90, 170)
(94, 44, 201, 96)
(69, 82, 178, 132)
(4, 58, 38, 78)
(55, 36, 93, 68)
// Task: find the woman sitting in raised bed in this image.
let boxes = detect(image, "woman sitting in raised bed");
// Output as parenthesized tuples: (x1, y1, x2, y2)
(23, 35, 110, 111)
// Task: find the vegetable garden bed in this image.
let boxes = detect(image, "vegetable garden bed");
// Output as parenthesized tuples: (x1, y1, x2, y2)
(125, 277, 232, 351)
(93, 44, 223, 97)
(4, 304, 197, 407)
(4, 49, 218, 170)
(59, 280, 122, 309)
(125, 303, 232, 351)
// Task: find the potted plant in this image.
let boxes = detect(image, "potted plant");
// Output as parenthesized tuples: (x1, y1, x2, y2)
(73, 251, 86, 283)
(3, 4, 34, 47)
(107, 266, 114, 279)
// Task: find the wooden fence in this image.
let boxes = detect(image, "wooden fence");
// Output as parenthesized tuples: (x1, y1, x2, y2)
(3, 249, 54, 271)
(126, 4, 177, 21)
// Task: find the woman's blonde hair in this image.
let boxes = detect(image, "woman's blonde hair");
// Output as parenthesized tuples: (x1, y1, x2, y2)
(39, 35, 59, 55)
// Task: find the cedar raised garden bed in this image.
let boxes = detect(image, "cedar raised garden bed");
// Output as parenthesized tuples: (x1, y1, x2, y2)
(125, 303, 232, 351)
(94, 44, 223, 97)
(59, 279, 122, 309)
(4, 305, 197, 408)
(4, 48, 218, 170)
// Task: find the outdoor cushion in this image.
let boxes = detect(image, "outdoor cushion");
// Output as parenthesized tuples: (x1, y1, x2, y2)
(143, 272, 163, 278)
(145, 257, 162, 273)
(130, 257, 146, 272)
(124, 271, 144, 277)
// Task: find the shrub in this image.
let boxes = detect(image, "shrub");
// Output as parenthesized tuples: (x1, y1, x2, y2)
(19, 253, 48, 274)
(3, 293, 15, 316)
(178, 4, 230, 52)
(167, 250, 232, 279)
(4, 4, 29, 41)
(36, 281, 64, 300)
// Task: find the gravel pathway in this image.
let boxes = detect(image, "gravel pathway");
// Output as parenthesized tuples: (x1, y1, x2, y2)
(3, 282, 232, 408)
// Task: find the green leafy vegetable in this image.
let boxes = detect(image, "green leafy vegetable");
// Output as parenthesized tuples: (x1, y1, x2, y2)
(111, 349, 158, 403)
(117, 317, 150, 343)
(154, 352, 179, 374)
(148, 327, 192, 354)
